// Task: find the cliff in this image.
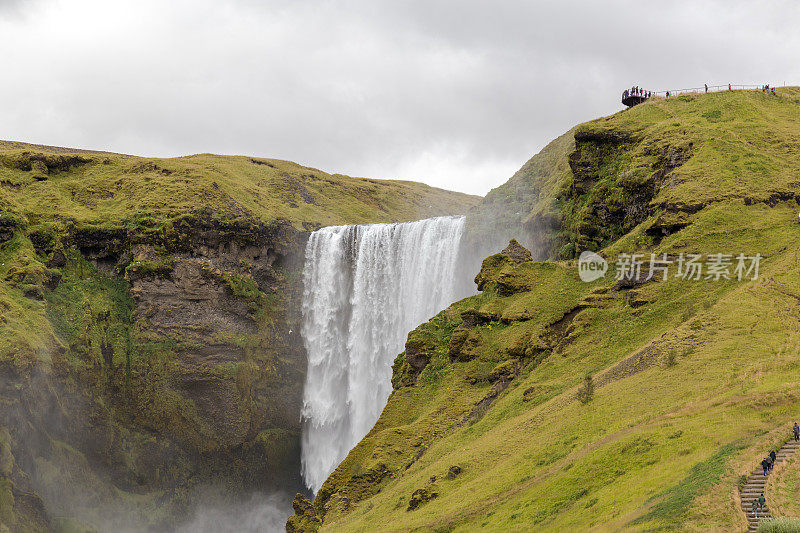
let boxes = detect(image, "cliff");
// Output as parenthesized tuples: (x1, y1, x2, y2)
(0, 142, 479, 531)
(289, 87, 800, 531)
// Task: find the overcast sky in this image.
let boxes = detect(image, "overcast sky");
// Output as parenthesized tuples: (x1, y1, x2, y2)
(1, 1, 798, 195)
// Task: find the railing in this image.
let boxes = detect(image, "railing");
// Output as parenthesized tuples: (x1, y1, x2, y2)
(650, 84, 780, 96)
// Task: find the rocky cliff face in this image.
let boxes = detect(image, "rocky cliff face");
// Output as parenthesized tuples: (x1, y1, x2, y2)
(125, 217, 307, 451)
(1, 215, 310, 531)
(463, 123, 694, 265)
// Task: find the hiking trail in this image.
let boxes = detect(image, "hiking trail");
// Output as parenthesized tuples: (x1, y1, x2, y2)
(740, 435, 800, 532)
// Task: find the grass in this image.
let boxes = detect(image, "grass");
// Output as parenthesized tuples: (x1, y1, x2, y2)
(0, 140, 479, 232)
(291, 88, 800, 532)
(767, 442, 800, 519)
(632, 440, 748, 527)
(757, 518, 800, 533)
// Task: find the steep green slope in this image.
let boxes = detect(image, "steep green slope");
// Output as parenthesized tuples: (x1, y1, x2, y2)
(466, 87, 800, 260)
(464, 129, 575, 261)
(290, 88, 800, 532)
(0, 142, 479, 531)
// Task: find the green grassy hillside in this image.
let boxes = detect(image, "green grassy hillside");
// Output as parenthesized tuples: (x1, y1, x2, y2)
(0, 140, 479, 230)
(290, 88, 800, 532)
(0, 142, 478, 532)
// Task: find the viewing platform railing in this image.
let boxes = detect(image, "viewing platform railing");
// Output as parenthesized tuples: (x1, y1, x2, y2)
(623, 84, 787, 107)
(651, 84, 764, 96)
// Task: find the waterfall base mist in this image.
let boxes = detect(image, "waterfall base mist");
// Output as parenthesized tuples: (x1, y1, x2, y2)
(299, 216, 468, 493)
(175, 492, 293, 533)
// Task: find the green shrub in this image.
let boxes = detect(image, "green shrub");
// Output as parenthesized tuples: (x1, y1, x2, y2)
(126, 256, 176, 278)
(737, 474, 748, 491)
(577, 373, 594, 404)
(757, 517, 800, 533)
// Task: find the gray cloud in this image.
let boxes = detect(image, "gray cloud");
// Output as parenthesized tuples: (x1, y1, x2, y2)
(0, 0, 798, 195)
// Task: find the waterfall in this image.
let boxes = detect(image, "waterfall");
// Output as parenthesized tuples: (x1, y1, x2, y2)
(300, 216, 466, 493)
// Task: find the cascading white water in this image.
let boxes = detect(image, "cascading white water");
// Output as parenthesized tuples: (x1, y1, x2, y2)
(300, 216, 466, 493)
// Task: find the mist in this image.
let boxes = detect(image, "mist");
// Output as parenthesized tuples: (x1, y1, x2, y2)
(175, 492, 293, 533)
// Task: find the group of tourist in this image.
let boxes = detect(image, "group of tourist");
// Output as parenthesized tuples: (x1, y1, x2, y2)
(761, 450, 778, 476)
(751, 424, 800, 520)
(752, 493, 767, 519)
(624, 83, 779, 103)
(622, 86, 652, 100)
(752, 450, 777, 519)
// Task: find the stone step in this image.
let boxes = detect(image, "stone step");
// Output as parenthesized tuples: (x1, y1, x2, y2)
(739, 432, 800, 527)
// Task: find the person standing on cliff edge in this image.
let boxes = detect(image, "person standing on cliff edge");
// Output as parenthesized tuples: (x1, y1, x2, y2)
(705, 83, 708, 93)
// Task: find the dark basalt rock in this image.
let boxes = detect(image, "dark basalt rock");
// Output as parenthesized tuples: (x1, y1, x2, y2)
(474, 240, 534, 293)
(500, 239, 532, 264)
(404, 330, 437, 372)
(0, 215, 19, 245)
(286, 493, 322, 533)
(460, 309, 498, 328)
(446, 465, 462, 480)
(448, 329, 470, 359)
(448, 328, 480, 362)
(645, 210, 692, 237)
(488, 360, 520, 382)
(407, 487, 438, 511)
